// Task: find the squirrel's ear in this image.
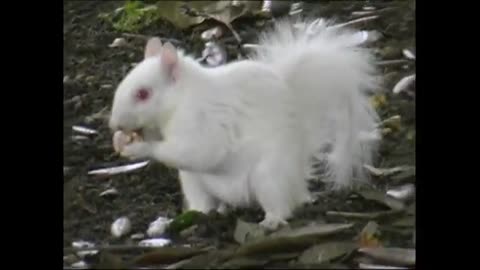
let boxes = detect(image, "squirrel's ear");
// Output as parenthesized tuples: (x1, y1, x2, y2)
(160, 42, 179, 81)
(144, 37, 163, 59)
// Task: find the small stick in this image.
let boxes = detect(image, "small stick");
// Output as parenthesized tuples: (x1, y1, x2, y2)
(64, 244, 161, 254)
(331, 15, 380, 29)
(64, 244, 213, 254)
(377, 59, 410, 67)
(122, 33, 182, 45)
(326, 210, 403, 220)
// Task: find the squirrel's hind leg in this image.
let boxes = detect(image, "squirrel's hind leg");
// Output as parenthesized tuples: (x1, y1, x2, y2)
(179, 171, 219, 213)
(250, 149, 310, 230)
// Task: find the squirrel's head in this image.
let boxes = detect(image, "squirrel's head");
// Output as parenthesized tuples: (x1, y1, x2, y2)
(109, 37, 180, 136)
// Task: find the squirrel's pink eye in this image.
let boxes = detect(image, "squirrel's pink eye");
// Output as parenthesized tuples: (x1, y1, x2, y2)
(135, 88, 150, 102)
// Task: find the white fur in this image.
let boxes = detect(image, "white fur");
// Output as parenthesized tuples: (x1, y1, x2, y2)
(249, 18, 381, 189)
(109, 18, 381, 229)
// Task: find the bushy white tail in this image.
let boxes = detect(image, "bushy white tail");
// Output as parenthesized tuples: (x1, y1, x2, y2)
(249, 18, 381, 189)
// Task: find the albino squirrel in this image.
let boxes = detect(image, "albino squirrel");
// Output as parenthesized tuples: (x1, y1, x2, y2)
(109, 19, 380, 230)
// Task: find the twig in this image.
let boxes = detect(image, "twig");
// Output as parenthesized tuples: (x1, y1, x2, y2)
(326, 210, 403, 220)
(358, 263, 408, 269)
(121, 33, 150, 39)
(121, 33, 182, 45)
(64, 244, 164, 254)
(331, 15, 380, 29)
(64, 245, 214, 255)
(223, 22, 242, 44)
(377, 59, 410, 67)
(351, 7, 398, 18)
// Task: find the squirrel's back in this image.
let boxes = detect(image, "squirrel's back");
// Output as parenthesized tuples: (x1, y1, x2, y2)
(191, 59, 300, 148)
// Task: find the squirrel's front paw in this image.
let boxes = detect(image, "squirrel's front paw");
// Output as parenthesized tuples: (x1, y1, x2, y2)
(120, 141, 151, 160)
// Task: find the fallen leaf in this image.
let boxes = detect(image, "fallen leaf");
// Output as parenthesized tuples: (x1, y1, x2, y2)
(268, 252, 301, 261)
(390, 216, 415, 228)
(132, 247, 207, 266)
(358, 247, 415, 266)
(173, 249, 235, 269)
(109, 2, 204, 31)
(219, 257, 269, 268)
(363, 165, 411, 178)
(389, 167, 415, 184)
(234, 223, 354, 257)
(298, 242, 358, 264)
(370, 94, 387, 109)
(356, 189, 405, 211)
(271, 223, 354, 239)
(233, 219, 267, 244)
(183, 1, 264, 42)
(358, 221, 382, 248)
(358, 262, 408, 269)
(92, 251, 126, 269)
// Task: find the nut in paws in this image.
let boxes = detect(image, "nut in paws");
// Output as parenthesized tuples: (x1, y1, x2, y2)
(120, 141, 151, 160)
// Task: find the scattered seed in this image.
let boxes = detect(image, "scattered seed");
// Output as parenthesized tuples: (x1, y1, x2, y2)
(72, 241, 95, 249)
(201, 42, 227, 67)
(392, 75, 415, 94)
(147, 216, 173, 237)
(201, 26, 223, 41)
(87, 161, 150, 176)
(71, 260, 88, 269)
(72, 125, 98, 135)
(99, 188, 119, 197)
(77, 250, 99, 259)
(131, 233, 146, 240)
(138, 238, 172, 247)
(109, 37, 127, 48)
(386, 184, 415, 201)
(111, 216, 132, 238)
(402, 49, 415, 60)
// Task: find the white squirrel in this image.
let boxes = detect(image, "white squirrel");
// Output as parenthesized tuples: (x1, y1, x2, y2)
(108, 19, 381, 230)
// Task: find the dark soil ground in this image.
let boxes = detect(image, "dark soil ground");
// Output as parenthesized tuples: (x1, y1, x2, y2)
(64, 1, 415, 269)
